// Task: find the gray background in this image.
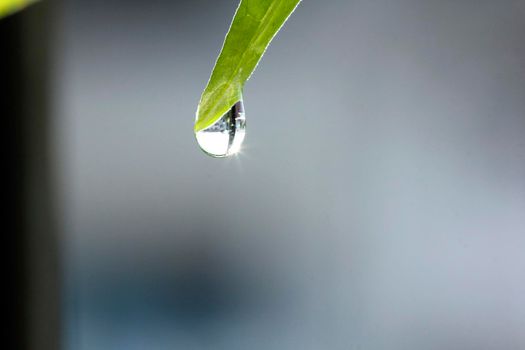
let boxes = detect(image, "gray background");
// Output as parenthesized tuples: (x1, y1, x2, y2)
(56, 0, 525, 349)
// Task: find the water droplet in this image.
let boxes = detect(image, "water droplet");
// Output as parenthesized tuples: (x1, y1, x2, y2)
(195, 100, 246, 158)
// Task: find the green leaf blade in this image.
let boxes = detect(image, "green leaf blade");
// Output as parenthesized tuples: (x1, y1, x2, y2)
(0, 0, 37, 19)
(195, 0, 301, 132)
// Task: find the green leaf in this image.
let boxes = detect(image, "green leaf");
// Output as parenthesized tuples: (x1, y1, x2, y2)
(0, 0, 37, 19)
(194, 0, 301, 132)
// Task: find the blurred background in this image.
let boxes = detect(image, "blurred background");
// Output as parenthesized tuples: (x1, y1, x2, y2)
(7, 0, 525, 349)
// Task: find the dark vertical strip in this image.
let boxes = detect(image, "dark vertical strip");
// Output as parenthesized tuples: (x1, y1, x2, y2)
(227, 100, 243, 151)
(1, 2, 60, 350)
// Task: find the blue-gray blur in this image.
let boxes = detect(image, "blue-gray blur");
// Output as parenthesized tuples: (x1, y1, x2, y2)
(57, 0, 525, 349)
